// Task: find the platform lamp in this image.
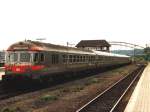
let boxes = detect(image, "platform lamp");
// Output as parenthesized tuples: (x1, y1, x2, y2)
(144, 44, 150, 61)
(66, 42, 75, 65)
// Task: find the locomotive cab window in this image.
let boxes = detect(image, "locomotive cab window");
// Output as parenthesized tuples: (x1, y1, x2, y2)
(6, 52, 31, 63)
(33, 53, 44, 62)
(7, 52, 18, 62)
(40, 53, 44, 62)
(34, 53, 39, 62)
(20, 53, 31, 62)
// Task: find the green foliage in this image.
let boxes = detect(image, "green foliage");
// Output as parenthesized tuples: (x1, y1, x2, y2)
(71, 86, 84, 92)
(1, 108, 13, 112)
(1, 107, 22, 112)
(60, 88, 70, 93)
(85, 78, 100, 86)
(91, 78, 99, 83)
(40, 94, 58, 102)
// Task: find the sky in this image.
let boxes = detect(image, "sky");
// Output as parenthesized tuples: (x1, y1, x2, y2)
(0, 0, 150, 50)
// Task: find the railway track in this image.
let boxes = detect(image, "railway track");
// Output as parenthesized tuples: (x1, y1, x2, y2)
(76, 65, 145, 112)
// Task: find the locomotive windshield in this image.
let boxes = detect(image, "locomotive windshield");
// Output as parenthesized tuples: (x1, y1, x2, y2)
(20, 53, 30, 62)
(6, 52, 31, 63)
(8, 53, 18, 62)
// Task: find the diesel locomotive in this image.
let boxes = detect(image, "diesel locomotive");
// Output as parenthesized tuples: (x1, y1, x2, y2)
(2, 40, 131, 82)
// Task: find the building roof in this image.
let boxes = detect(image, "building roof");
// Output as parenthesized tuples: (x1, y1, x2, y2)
(76, 40, 111, 47)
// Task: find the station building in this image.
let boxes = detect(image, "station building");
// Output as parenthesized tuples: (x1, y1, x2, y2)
(76, 40, 111, 52)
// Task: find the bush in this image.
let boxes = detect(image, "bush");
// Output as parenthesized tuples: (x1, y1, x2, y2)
(41, 94, 58, 102)
(71, 86, 84, 92)
(91, 78, 99, 83)
(2, 107, 22, 112)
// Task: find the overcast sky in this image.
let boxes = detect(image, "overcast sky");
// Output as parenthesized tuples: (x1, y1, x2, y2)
(0, 0, 150, 50)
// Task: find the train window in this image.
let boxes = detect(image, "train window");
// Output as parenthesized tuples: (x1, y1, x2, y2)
(80, 56, 82, 62)
(34, 53, 39, 62)
(90, 56, 94, 62)
(9, 53, 18, 62)
(98, 56, 101, 61)
(62, 55, 67, 63)
(52, 54, 59, 64)
(20, 53, 30, 62)
(52, 55, 54, 64)
(73, 55, 76, 62)
(40, 53, 44, 62)
(77, 56, 79, 62)
(69, 55, 72, 63)
(83, 56, 85, 62)
(85, 56, 88, 62)
(89, 56, 92, 62)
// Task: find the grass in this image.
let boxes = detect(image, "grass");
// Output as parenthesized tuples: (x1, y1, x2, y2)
(71, 86, 84, 92)
(60, 88, 70, 93)
(40, 94, 58, 102)
(84, 78, 100, 86)
(91, 78, 99, 83)
(1, 107, 22, 112)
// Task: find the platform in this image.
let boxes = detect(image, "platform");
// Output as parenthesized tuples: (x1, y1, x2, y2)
(0, 67, 4, 80)
(0, 72, 4, 80)
(124, 63, 150, 112)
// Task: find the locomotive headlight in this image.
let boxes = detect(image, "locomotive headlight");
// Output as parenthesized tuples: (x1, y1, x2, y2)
(16, 68, 21, 72)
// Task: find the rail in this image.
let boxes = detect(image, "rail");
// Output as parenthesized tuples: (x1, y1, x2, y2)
(76, 65, 145, 112)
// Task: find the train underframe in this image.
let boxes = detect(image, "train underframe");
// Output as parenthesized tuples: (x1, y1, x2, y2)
(2, 62, 131, 85)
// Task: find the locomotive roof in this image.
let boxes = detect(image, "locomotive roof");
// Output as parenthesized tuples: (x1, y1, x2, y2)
(7, 40, 95, 55)
(31, 41, 96, 55)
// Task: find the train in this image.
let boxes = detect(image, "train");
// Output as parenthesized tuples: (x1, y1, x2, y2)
(0, 51, 5, 67)
(2, 40, 131, 82)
